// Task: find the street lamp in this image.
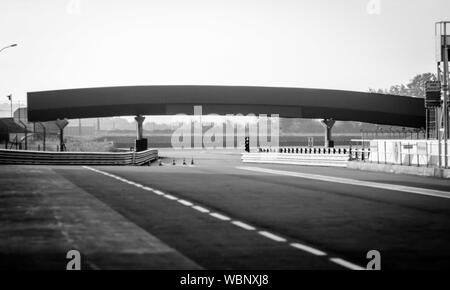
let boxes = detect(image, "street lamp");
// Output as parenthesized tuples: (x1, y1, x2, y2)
(0, 44, 18, 53)
(1, 44, 17, 118)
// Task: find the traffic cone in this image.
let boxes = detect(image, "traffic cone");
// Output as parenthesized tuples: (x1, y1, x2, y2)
(191, 158, 194, 165)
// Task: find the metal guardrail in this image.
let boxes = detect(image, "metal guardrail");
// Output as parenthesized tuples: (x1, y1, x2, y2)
(0, 149, 158, 166)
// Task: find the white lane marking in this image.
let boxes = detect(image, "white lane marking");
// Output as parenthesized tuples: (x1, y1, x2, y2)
(82, 166, 364, 270)
(236, 166, 450, 199)
(290, 243, 327, 256)
(178, 199, 193, 206)
(258, 231, 287, 242)
(210, 212, 231, 221)
(329, 258, 365, 270)
(164, 194, 178, 200)
(153, 190, 165, 195)
(232, 221, 256, 231)
(192, 206, 210, 213)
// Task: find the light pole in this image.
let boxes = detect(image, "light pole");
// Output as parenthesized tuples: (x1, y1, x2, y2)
(1, 45, 18, 119)
(1, 44, 18, 118)
(1, 44, 18, 149)
(0, 43, 17, 53)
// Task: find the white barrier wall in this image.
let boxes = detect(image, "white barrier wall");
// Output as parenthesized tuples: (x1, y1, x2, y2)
(242, 152, 349, 167)
(368, 140, 450, 167)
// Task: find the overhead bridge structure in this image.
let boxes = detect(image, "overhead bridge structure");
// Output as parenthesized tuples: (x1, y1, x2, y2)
(27, 85, 425, 148)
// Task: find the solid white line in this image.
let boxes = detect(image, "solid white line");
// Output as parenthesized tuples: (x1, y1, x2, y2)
(192, 206, 210, 213)
(329, 258, 365, 270)
(290, 243, 327, 256)
(258, 231, 287, 242)
(164, 194, 178, 200)
(232, 221, 256, 231)
(210, 212, 231, 221)
(236, 166, 450, 199)
(178, 199, 193, 206)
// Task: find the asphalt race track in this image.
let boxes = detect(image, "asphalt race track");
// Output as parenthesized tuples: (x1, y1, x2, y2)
(1, 149, 450, 270)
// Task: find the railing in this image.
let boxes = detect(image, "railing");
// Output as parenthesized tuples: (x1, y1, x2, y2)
(0, 149, 158, 166)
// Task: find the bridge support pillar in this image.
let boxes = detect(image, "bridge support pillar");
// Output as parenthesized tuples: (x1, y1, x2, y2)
(135, 115, 145, 140)
(321, 118, 335, 148)
(134, 115, 148, 152)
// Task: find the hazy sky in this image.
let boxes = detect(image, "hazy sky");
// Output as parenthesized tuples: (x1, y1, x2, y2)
(0, 0, 449, 106)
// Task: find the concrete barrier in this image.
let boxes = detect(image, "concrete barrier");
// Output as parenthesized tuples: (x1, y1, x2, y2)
(242, 152, 349, 167)
(0, 149, 158, 166)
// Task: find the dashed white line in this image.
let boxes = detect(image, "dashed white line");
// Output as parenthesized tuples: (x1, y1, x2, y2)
(329, 258, 365, 270)
(178, 199, 193, 206)
(290, 243, 327, 256)
(192, 206, 210, 213)
(163, 194, 178, 200)
(258, 231, 287, 242)
(210, 212, 231, 221)
(232, 221, 256, 231)
(83, 165, 365, 270)
(153, 190, 165, 195)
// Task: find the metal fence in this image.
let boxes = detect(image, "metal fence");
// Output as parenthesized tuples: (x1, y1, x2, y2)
(360, 128, 426, 140)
